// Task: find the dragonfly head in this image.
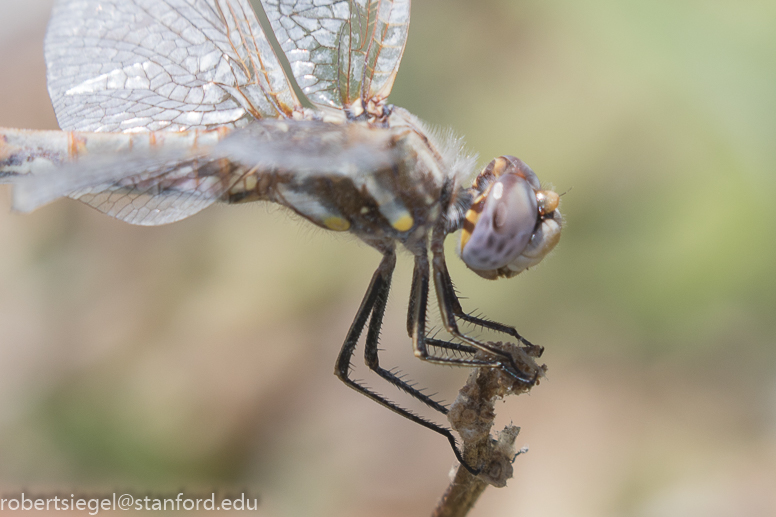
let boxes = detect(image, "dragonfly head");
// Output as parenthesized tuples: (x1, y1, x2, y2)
(458, 156, 562, 280)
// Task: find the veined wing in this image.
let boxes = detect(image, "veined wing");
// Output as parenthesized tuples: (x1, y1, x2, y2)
(7, 120, 398, 226)
(262, 0, 410, 111)
(58, 152, 233, 226)
(46, 0, 301, 133)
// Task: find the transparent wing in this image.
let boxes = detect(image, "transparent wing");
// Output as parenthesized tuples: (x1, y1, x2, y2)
(69, 157, 235, 225)
(11, 149, 239, 225)
(262, 0, 410, 111)
(45, 0, 302, 133)
(11, 120, 398, 226)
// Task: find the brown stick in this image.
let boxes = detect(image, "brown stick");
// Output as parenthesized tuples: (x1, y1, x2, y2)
(432, 342, 546, 517)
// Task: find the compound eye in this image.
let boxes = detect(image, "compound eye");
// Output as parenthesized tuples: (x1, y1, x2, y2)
(459, 173, 537, 271)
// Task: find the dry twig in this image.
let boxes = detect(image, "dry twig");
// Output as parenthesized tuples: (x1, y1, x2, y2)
(432, 342, 546, 517)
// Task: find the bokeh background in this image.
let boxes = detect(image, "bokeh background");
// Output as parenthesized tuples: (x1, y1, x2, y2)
(1, 0, 775, 516)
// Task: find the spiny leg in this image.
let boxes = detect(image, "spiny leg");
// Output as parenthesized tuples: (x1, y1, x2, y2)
(407, 255, 478, 358)
(436, 253, 543, 356)
(362, 253, 449, 414)
(410, 253, 505, 372)
(334, 251, 480, 474)
(431, 251, 538, 384)
(425, 338, 478, 356)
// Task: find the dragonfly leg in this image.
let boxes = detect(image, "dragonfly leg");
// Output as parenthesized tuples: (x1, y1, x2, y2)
(361, 258, 450, 415)
(437, 259, 543, 355)
(430, 251, 539, 384)
(424, 338, 478, 355)
(407, 259, 478, 354)
(410, 253, 507, 372)
(334, 251, 480, 474)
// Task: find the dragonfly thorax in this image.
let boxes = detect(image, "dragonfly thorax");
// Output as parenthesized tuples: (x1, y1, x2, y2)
(220, 110, 463, 254)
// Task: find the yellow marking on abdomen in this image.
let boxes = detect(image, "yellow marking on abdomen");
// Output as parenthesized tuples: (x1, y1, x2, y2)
(392, 214, 414, 232)
(324, 216, 351, 231)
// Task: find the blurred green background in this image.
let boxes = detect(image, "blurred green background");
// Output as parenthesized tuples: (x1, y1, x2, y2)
(1, 0, 775, 516)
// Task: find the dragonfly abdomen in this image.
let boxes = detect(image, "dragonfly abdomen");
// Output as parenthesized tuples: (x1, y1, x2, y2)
(0, 127, 231, 177)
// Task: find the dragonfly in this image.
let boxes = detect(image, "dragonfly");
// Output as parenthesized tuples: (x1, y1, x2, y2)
(0, 0, 562, 473)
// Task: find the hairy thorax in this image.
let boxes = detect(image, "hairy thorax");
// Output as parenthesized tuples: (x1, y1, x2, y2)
(226, 106, 466, 254)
